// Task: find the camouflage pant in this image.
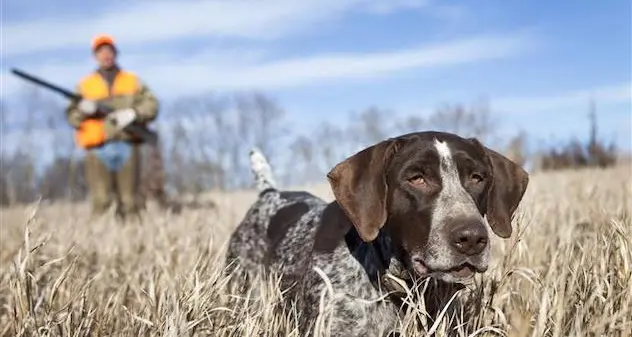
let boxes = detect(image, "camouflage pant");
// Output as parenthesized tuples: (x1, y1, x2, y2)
(84, 142, 141, 220)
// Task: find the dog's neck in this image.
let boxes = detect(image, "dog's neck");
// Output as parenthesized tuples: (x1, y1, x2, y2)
(314, 202, 402, 284)
(314, 201, 465, 318)
(343, 225, 394, 284)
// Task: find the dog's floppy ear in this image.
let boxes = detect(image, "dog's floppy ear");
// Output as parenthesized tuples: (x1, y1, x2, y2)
(327, 139, 401, 242)
(471, 138, 529, 238)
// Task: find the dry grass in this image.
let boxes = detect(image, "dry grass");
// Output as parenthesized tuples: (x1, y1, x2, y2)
(1, 166, 631, 336)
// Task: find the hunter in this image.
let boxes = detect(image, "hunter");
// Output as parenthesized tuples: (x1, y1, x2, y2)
(65, 34, 159, 220)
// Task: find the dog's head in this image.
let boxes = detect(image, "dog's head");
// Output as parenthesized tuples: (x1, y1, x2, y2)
(327, 131, 529, 283)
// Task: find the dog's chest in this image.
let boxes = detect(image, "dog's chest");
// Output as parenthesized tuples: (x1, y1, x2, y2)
(302, 244, 400, 336)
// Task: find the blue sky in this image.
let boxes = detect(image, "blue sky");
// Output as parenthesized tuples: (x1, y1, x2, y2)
(2, 0, 631, 155)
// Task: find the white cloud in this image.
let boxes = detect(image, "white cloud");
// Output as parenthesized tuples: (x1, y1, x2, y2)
(2, 0, 526, 99)
(3, 0, 430, 57)
(363, 0, 429, 14)
(166, 33, 533, 93)
(494, 83, 632, 113)
(2, 33, 536, 98)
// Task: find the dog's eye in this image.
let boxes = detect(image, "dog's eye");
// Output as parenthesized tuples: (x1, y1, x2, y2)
(471, 173, 484, 184)
(408, 174, 425, 186)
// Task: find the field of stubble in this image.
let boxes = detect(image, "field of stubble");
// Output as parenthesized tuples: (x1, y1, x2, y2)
(1, 166, 631, 337)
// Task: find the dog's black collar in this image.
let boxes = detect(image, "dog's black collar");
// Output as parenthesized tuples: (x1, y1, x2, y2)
(344, 227, 393, 284)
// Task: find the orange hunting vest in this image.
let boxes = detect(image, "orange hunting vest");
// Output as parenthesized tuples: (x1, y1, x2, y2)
(76, 71, 140, 149)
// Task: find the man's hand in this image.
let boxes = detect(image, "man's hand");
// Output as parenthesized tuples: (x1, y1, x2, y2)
(78, 99, 98, 115)
(107, 108, 137, 129)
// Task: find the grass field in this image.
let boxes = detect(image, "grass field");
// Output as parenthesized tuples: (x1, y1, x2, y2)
(1, 166, 631, 336)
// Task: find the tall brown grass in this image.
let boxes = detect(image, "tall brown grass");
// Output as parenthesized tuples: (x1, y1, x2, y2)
(1, 166, 631, 336)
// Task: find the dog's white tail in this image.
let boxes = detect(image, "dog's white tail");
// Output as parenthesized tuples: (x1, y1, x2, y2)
(249, 148, 276, 191)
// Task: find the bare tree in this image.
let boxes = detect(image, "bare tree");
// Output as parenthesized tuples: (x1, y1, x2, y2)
(159, 96, 229, 197)
(535, 101, 617, 171)
(347, 106, 393, 151)
(39, 157, 88, 202)
(3, 151, 38, 204)
(313, 121, 346, 174)
(287, 135, 319, 185)
(505, 131, 528, 168)
(0, 100, 9, 205)
(233, 92, 287, 188)
(235, 93, 286, 158)
(2, 87, 47, 204)
(166, 119, 192, 194)
(469, 98, 496, 143)
(0, 99, 6, 150)
(36, 95, 74, 201)
(428, 99, 497, 143)
(396, 115, 425, 134)
(204, 95, 233, 189)
(4, 84, 623, 205)
(428, 104, 470, 135)
(157, 92, 288, 192)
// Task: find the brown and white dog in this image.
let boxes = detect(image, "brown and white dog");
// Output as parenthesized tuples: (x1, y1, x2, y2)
(226, 131, 529, 336)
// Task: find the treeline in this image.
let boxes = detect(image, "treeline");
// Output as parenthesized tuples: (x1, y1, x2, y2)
(536, 103, 618, 170)
(0, 89, 621, 206)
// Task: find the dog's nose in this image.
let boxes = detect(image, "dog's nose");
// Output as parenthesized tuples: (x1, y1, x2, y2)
(449, 223, 488, 256)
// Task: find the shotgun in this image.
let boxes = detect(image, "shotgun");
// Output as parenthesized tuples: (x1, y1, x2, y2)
(11, 68, 158, 145)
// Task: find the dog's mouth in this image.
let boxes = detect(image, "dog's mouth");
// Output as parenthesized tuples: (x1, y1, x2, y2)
(411, 258, 486, 282)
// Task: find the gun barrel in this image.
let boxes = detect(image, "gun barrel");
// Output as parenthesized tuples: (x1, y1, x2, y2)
(11, 68, 80, 100)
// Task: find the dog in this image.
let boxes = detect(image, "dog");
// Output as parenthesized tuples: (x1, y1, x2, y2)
(225, 131, 529, 336)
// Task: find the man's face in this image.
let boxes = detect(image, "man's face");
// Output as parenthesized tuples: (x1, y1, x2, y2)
(94, 45, 116, 68)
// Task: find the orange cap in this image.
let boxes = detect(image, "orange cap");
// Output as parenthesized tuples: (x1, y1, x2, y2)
(92, 34, 116, 51)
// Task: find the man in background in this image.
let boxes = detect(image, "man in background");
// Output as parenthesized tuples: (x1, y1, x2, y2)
(66, 34, 159, 221)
